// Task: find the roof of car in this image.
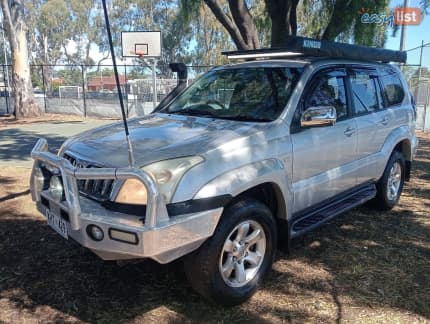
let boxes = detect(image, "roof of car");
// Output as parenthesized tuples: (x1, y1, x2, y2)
(222, 36, 406, 64)
(214, 59, 309, 70)
(215, 57, 395, 71)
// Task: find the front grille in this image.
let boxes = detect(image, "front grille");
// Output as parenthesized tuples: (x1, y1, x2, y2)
(63, 153, 114, 201)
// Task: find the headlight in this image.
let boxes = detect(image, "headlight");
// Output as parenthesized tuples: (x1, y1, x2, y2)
(142, 156, 204, 202)
(114, 156, 203, 205)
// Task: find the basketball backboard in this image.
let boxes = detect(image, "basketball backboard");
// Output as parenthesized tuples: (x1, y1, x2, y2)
(121, 31, 162, 58)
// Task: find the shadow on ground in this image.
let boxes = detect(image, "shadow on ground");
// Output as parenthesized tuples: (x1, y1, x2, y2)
(0, 203, 428, 322)
(0, 211, 314, 323)
(0, 128, 66, 162)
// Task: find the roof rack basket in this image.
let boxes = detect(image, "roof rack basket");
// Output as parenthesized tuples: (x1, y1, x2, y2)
(222, 36, 406, 63)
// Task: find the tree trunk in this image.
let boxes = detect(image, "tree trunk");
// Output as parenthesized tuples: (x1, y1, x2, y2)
(1, 0, 40, 118)
(265, 0, 299, 48)
(322, 0, 353, 41)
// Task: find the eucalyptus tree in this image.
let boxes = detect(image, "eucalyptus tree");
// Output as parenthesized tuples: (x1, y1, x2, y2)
(1, 0, 40, 118)
(180, 0, 300, 50)
(180, 0, 394, 52)
(26, 0, 72, 92)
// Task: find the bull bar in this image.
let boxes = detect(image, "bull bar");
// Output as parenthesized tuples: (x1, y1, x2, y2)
(30, 138, 223, 263)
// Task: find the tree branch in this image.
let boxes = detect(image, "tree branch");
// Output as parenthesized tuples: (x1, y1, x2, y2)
(203, 0, 249, 50)
(228, 0, 259, 49)
(290, 0, 299, 36)
(0, 0, 16, 42)
(322, 0, 353, 40)
(62, 42, 80, 65)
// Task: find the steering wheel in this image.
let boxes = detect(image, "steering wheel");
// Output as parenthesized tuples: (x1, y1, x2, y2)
(206, 99, 226, 110)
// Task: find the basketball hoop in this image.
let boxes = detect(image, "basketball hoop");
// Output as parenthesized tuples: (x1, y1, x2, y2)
(121, 31, 161, 110)
(121, 32, 161, 58)
(136, 51, 146, 58)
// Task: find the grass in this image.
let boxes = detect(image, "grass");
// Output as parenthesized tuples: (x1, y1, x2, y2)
(0, 132, 429, 323)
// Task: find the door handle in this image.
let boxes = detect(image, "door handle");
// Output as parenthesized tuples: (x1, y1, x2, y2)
(344, 127, 355, 137)
(379, 117, 389, 126)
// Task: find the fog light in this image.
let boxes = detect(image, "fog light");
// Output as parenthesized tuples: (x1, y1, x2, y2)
(87, 225, 104, 241)
(109, 228, 138, 245)
(49, 175, 64, 202)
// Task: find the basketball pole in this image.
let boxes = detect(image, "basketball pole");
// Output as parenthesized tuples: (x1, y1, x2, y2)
(101, 0, 135, 167)
(152, 59, 157, 109)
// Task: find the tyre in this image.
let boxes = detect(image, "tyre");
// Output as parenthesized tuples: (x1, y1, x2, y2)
(183, 198, 277, 306)
(375, 151, 405, 210)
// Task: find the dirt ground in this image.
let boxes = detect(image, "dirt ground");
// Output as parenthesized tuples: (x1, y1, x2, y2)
(0, 132, 429, 323)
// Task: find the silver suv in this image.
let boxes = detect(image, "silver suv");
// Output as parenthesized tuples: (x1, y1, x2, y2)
(30, 52, 417, 305)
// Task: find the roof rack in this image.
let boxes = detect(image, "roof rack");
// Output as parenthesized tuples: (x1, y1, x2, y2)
(222, 36, 407, 63)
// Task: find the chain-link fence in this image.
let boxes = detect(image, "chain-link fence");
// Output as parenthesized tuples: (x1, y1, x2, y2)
(404, 43, 430, 131)
(2, 60, 429, 131)
(408, 71, 429, 131)
(0, 64, 12, 116)
(0, 64, 213, 118)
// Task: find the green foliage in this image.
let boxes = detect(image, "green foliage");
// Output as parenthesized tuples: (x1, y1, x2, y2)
(421, 0, 430, 14)
(126, 66, 149, 80)
(55, 68, 83, 86)
(298, 0, 390, 46)
(297, 0, 332, 39)
(179, 0, 202, 23)
(188, 4, 232, 65)
(250, 1, 271, 48)
(17, 0, 408, 73)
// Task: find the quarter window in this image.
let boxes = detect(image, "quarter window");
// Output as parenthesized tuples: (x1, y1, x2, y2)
(379, 68, 405, 107)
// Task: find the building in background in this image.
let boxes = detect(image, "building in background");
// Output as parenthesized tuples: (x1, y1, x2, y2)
(88, 75, 127, 92)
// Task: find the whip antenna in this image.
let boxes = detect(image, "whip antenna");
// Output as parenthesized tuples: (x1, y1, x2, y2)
(101, 0, 135, 167)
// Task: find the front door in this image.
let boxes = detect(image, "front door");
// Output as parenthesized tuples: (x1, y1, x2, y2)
(291, 68, 357, 213)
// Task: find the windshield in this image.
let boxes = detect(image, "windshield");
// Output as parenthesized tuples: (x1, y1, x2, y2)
(161, 67, 303, 122)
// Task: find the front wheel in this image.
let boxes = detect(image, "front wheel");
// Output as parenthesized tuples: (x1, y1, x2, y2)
(183, 198, 277, 306)
(375, 151, 405, 210)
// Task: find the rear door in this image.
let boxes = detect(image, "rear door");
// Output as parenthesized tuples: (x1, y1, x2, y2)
(348, 67, 406, 184)
(291, 68, 357, 213)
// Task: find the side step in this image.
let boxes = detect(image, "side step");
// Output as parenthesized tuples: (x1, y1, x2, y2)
(290, 183, 377, 239)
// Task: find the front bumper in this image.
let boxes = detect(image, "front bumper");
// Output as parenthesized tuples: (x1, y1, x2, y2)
(30, 138, 223, 264)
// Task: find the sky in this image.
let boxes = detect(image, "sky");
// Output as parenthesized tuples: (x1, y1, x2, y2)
(385, 0, 430, 67)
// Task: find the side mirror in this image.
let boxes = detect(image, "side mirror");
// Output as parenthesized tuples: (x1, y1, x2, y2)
(301, 106, 337, 127)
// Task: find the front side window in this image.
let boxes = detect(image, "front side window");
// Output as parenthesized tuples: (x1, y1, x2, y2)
(162, 67, 303, 122)
(305, 73, 348, 119)
(349, 70, 382, 114)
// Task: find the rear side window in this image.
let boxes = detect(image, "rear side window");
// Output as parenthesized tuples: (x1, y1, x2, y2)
(379, 68, 405, 107)
(349, 70, 381, 114)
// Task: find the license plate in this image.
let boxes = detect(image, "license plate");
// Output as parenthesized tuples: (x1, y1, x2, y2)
(46, 210, 68, 239)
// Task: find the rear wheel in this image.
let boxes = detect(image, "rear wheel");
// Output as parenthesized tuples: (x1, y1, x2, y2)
(375, 151, 405, 210)
(183, 198, 277, 306)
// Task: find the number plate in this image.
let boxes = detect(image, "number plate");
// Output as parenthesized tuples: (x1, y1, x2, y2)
(46, 210, 68, 239)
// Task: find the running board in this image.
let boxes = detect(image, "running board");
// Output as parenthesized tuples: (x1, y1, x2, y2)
(290, 183, 377, 238)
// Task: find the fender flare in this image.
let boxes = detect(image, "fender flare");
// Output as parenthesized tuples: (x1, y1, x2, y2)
(194, 158, 292, 220)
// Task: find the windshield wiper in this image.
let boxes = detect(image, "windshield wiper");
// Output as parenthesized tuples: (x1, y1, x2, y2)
(170, 108, 272, 122)
(170, 106, 218, 118)
(216, 115, 273, 122)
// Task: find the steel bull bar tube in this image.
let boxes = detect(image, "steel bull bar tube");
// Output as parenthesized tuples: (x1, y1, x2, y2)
(30, 138, 168, 231)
